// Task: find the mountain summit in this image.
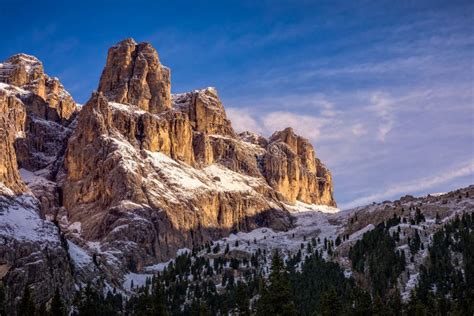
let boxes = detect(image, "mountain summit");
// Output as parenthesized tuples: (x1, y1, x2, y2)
(98, 38, 172, 113)
(0, 38, 335, 308)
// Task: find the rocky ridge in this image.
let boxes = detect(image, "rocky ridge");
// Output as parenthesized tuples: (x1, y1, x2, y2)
(0, 54, 77, 311)
(0, 38, 335, 310)
(143, 185, 473, 308)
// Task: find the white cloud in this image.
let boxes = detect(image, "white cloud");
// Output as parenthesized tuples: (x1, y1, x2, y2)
(227, 107, 338, 141)
(369, 92, 395, 142)
(226, 108, 263, 134)
(351, 123, 367, 136)
(340, 159, 474, 209)
(261, 111, 330, 141)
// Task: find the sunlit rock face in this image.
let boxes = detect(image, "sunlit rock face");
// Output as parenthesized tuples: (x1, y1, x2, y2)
(0, 56, 77, 310)
(0, 38, 336, 309)
(61, 39, 335, 275)
(98, 38, 172, 114)
(264, 127, 335, 206)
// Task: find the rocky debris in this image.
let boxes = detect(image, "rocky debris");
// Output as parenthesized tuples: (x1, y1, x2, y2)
(264, 127, 335, 206)
(98, 38, 171, 114)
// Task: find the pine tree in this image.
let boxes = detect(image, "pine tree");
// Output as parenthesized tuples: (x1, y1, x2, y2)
(212, 243, 220, 254)
(17, 286, 36, 316)
(410, 230, 421, 254)
(38, 304, 48, 316)
(151, 279, 168, 315)
(235, 281, 250, 316)
(388, 289, 402, 316)
(350, 288, 372, 316)
(49, 288, 65, 316)
(372, 295, 387, 315)
(256, 250, 297, 315)
(225, 243, 230, 254)
(0, 285, 6, 316)
(318, 288, 342, 316)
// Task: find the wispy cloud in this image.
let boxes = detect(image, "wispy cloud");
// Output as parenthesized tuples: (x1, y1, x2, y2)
(226, 108, 263, 134)
(368, 92, 395, 142)
(340, 160, 474, 209)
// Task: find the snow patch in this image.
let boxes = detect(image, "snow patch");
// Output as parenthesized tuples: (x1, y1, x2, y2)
(0, 194, 59, 243)
(109, 102, 146, 115)
(123, 272, 153, 291)
(349, 224, 375, 241)
(285, 201, 340, 214)
(67, 240, 93, 267)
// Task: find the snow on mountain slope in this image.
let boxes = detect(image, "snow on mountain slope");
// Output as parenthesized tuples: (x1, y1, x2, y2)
(0, 186, 75, 309)
(137, 186, 474, 303)
(143, 202, 344, 275)
(147, 150, 266, 194)
(0, 192, 58, 243)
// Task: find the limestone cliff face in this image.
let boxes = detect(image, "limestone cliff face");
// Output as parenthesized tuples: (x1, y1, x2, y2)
(98, 38, 171, 114)
(174, 87, 235, 137)
(0, 54, 76, 121)
(264, 127, 335, 206)
(60, 39, 335, 277)
(63, 92, 291, 271)
(0, 87, 27, 194)
(0, 39, 336, 305)
(0, 58, 77, 310)
(0, 54, 77, 176)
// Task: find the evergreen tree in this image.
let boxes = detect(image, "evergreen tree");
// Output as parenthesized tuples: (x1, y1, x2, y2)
(257, 250, 297, 315)
(349, 223, 405, 298)
(151, 279, 168, 315)
(318, 288, 342, 316)
(235, 281, 250, 316)
(350, 288, 372, 316)
(17, 286, 36, 316)
(409, 230, 421, 254)
(49, 288, 65, 316)
(0, 284, 6, 316)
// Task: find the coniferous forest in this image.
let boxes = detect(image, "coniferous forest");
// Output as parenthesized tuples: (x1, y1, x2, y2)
(4, 212, 472, 316)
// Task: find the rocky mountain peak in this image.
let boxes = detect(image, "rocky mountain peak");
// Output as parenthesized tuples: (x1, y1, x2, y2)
(0, 53, 77, 121)
(0, 53, 43, 90)
(98, 38, 171, 114)
(0, 39, 337, 310)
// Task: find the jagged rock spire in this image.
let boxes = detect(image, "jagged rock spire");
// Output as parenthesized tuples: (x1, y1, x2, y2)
(98, 38, 171, 114)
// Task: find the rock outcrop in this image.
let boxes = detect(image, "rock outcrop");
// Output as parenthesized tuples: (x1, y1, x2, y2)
(62, 92, 291, 273)
(264, 127, 335, 206)
(0, 54, 76, 121)
(60, 39, 335, 279)
(0, 38, 336, 311)
(174, 87, 235, 137)
(0, 86, 27, 194)
(98, 38, 171, 114)
(0, 56, 78, 311)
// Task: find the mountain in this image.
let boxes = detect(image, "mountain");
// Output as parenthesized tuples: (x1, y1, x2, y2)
(131, 186, 472, 315)
(0, 39, 472, 315)
(0, 38, 335, 311)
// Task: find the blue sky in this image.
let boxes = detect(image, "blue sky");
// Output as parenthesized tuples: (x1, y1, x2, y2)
(2, 0, 473, 208)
